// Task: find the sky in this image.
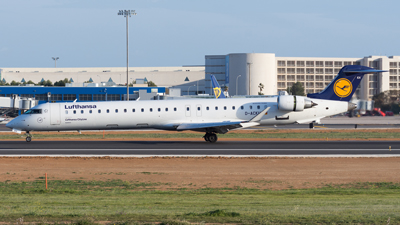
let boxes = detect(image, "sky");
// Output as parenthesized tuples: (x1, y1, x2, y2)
(1, 0, 400, 68)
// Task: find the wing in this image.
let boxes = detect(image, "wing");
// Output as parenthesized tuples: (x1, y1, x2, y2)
(176, 107, 270, 134)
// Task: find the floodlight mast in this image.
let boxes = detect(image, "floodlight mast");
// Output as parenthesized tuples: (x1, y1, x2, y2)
(52, 57, 59, 68)
(118, 10, 137, 101)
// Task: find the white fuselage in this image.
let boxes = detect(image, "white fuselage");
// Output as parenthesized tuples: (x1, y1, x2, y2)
(7, 97, 348, 132)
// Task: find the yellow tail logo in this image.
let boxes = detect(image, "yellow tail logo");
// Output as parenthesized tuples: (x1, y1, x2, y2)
(334, 78, 352, 98)
(213, 87, 222, 98)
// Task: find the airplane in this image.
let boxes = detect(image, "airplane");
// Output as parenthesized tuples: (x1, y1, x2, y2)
(0, 118, 7, 123)
(6, 65, 386, 143)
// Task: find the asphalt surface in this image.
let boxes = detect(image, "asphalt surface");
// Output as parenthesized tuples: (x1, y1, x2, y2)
(0, 140, 399, 156)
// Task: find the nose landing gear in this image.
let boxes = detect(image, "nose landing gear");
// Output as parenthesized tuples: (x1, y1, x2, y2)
(26, 131, 32, 142)
(203, 132, 218, 143)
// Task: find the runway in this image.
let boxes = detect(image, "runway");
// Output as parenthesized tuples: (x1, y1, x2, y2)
(0, 140, 399, 157)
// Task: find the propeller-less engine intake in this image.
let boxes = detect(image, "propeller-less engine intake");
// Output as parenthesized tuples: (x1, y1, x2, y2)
(277, 95, 317, 111)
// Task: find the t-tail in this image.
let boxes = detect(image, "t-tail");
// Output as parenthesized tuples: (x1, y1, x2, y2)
(210, 75, 226, 99)
(307, 65, 387, 101)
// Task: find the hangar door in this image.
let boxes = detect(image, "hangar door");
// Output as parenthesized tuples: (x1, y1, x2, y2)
(50, 104, 61, 125)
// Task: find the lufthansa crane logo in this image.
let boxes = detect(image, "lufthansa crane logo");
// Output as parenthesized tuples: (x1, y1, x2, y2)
(334, 78, 353, 98)
(213, 87, 222, 98)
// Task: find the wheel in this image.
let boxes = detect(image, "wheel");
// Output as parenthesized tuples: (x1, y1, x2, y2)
(203, 134, 210, 142)
(26, 137, 31, 142)
(208, 133, 218, 143)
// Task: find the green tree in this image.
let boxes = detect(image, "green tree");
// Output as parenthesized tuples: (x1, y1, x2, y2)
(147, 81, 157, 87)
(10, 80, 21, 86)
(39, 80, 53, 86)
(54, 78, 70, 86)
(286, 82, 305, 96)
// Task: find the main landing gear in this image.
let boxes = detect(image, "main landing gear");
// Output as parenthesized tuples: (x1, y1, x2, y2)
(26, 131, 32, 142)
(203, 132, 218, 143)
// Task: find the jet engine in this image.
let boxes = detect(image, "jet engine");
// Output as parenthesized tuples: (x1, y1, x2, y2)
(277, 95, 317, 111)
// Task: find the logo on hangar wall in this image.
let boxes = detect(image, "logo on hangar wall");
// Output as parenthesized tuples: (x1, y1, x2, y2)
(334, 78, 352, 98)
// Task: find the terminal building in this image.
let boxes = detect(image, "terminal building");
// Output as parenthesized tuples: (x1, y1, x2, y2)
(1, 53, 400, 102)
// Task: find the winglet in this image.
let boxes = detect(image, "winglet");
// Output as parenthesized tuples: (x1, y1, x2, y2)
(210, 75, 226, 99)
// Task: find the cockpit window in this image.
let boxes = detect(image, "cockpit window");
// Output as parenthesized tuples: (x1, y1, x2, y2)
(24, 109, 42, 114)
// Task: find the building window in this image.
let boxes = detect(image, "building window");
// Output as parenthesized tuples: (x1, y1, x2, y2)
(316, 75, 324, 81)
(306, 82, 314, 88)
(277, 61, 286, 66)
(316, 68, 324, 74)
(390, 69, 397, 75)
(316, 82, 324, 88)
(325, 61, 333, 67)
(306, 68, 314, 74)
(306, 61, 314, 67)
(344, 61, 352, 66)
(316, 61, 324, 67)
(277, 68, 286, 74)
(21, 94, 34, 98)
(390, 62, 398, 68)
(93, 94, 106, 101)
(49, 94, 62, 101)
(296, 68, 305, 74)
(34, 94, 47, 101)
(334, 61, 342, 67)
(287, 75, 295, 81)
(107, 94, 120, 101)
(334, 68, 340, 74)
(278, 75, 285, 81)
(79, 94, 92, 101)
(325, 69, 333, 74)
(325, 75, 333, 81)
(296, 75, 305, 81)
(390, 76, 398, 82)
(278, 82, 286, 88)
(287, 61, 295, 67)
(296, 61, 305, 67)
(287, 68, 295, 74)
(63, 94, 77, 101)
(306, 75, 314, 81)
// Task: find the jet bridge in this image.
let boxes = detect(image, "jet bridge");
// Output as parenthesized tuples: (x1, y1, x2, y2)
(0, 95, 38, 116)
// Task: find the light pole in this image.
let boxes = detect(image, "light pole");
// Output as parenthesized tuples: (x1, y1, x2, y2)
(247, 62, 252, 95)
(236, 75, 241, 95)
(118, 9, 137, 101)
(52, 57, 59, 68)
(187, 85, 196, 95)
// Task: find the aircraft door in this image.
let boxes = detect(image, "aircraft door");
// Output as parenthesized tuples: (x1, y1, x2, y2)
(196, 104, 202, 117)
(185, 105, 191, 117)
(50, 104, 61, 125)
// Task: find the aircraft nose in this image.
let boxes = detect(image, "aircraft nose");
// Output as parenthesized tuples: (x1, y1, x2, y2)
(6, 118, 18, 129)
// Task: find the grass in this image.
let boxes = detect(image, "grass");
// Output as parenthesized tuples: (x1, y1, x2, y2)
(0, 180, 400, 224)
(0, 129, 399, 140)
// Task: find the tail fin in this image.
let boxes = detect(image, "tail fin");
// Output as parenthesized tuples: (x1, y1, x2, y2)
(210, 75, 226, 99)
(307, 65, 387, 101)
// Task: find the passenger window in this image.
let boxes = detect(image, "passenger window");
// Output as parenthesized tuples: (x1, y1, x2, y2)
(124, 109, 127, 113)
(224, 106, 227, 110)
(165, 108, 168, 112)
(115, 109, 118, 113)
(141, 108, 144, 112)
(65, 110, 68, 114)
(107, 109, 110, 113)
(257, 105, 260, 109)
(174, 107, 177, 111)
(73, 110, 76, 114)
(215, 106, 218, 110)
(89, 110, 92, 114)
(232, 106, 235, 110)
(132, 108, 135, 112)
(250, 106, 253, 110)
(186, 107, 189, 111)
(98, 109, 101, 113)
(158, 108, 161, 112)
(241, 106, 244, 110)
(81, 110, 84, 114)
(150, 108, 153, 112)
(206, 107, 209, 110)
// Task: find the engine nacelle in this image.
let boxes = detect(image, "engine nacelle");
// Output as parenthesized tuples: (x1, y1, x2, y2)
(277, 95, 316, 111)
